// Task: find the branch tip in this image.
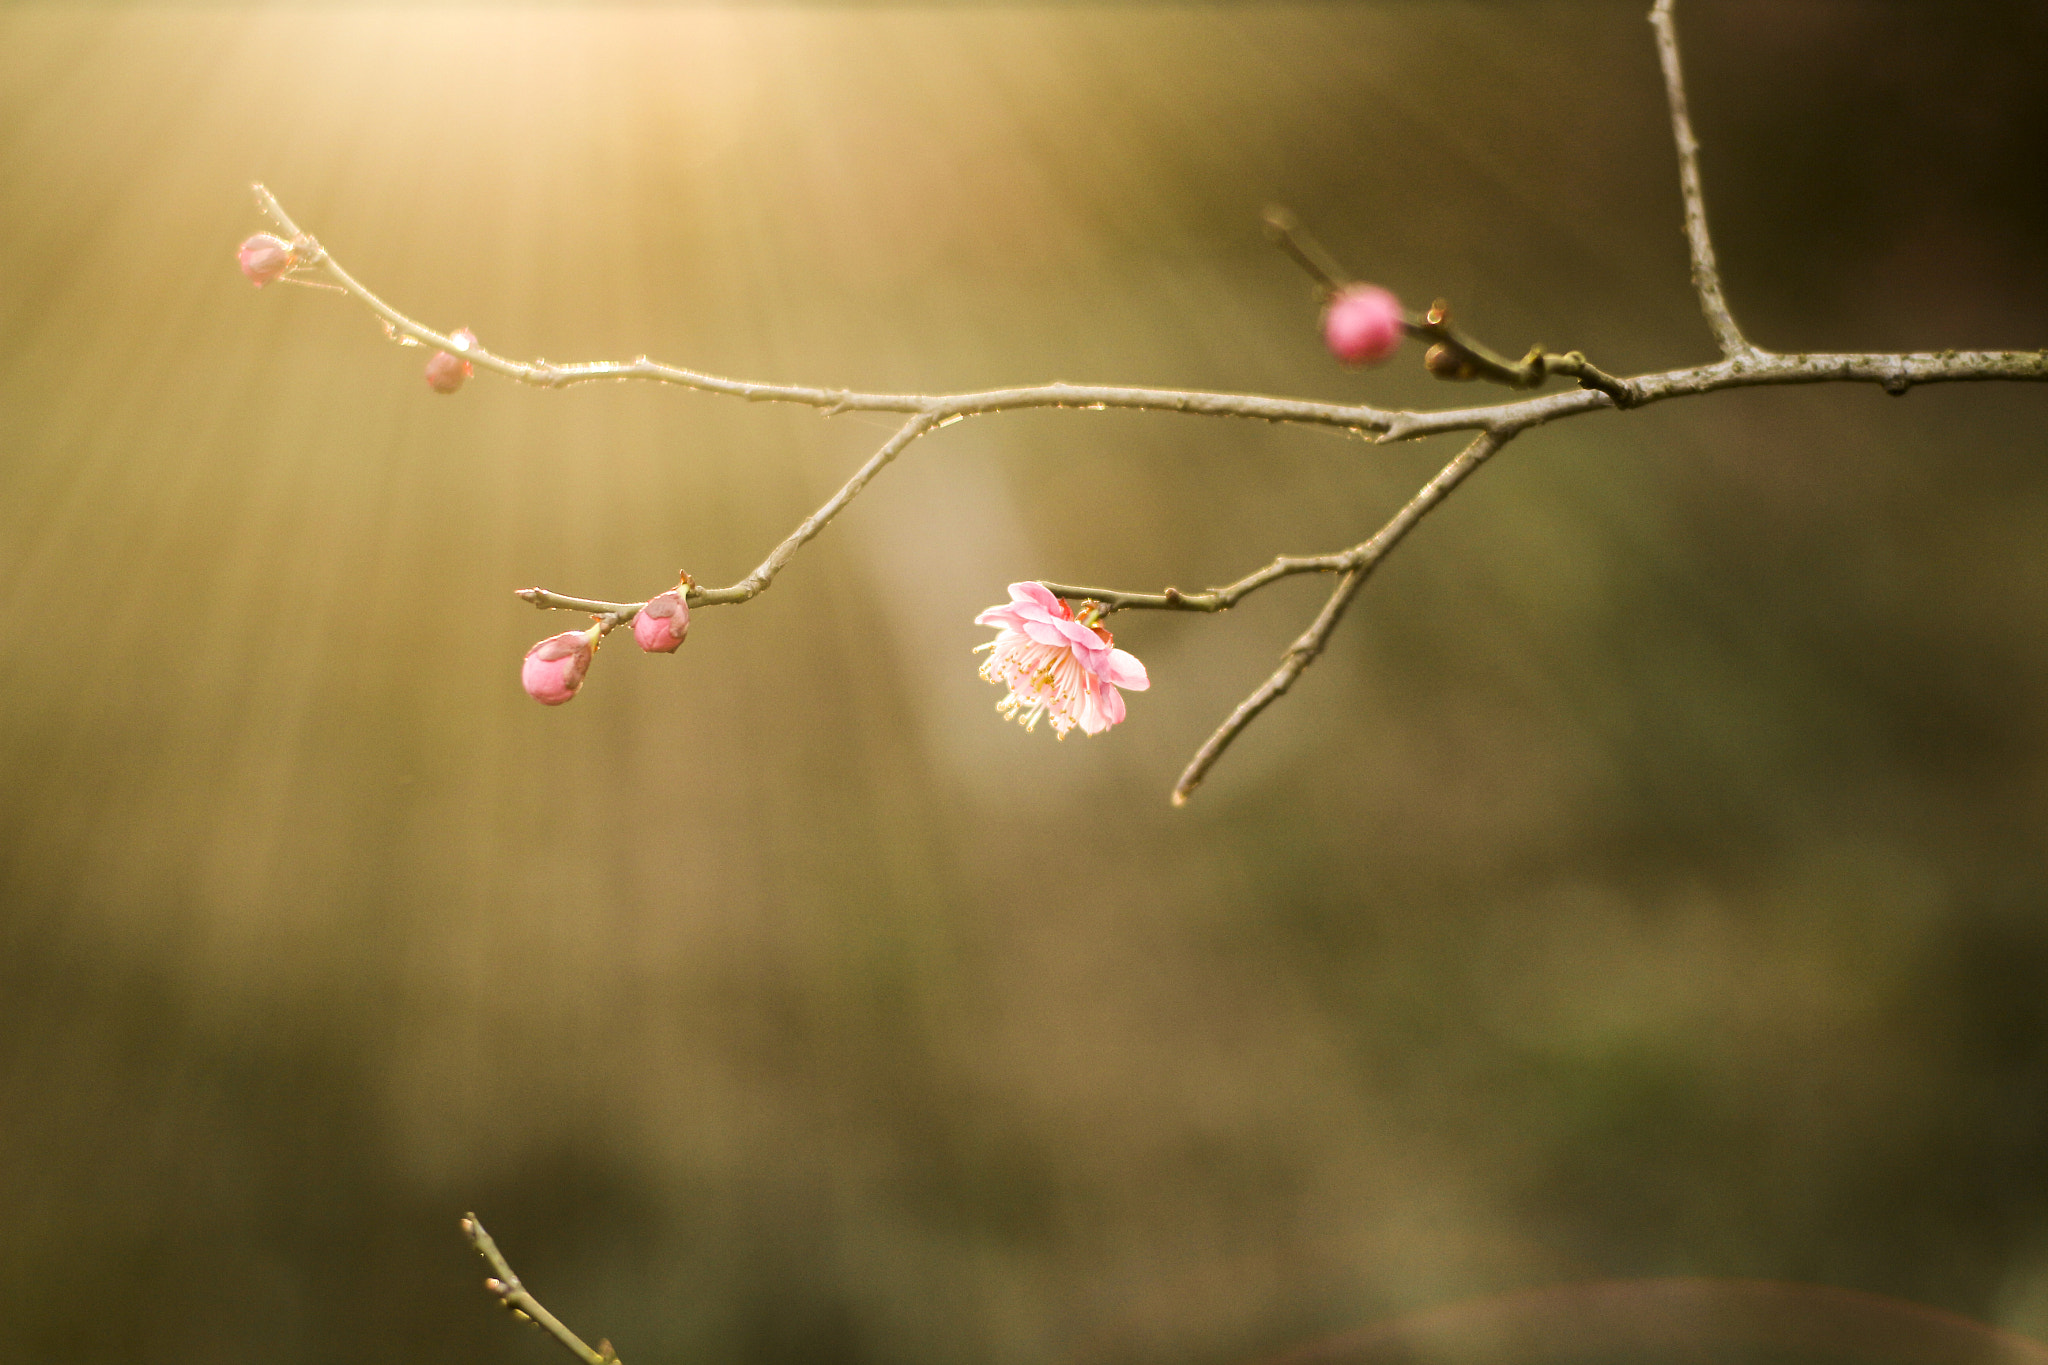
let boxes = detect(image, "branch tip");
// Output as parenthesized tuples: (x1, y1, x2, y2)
(461, 1215, 618, 1365)
(1650, 0, 1756, 358)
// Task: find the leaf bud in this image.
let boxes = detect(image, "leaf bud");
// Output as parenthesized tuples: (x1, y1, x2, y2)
(1424, 342, 1480, 381)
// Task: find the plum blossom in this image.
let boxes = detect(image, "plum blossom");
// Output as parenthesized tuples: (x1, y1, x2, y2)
(522, 626, 600, 705)
(632, 589, 689, 653)
(237, 233, 295, 287)
(1321, 283, 1404, 366)
(975, 582, 1148, 737)
(425, 328, 479, 393)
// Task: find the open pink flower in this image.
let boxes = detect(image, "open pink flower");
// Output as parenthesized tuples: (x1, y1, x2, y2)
(521, 626, 599, 705)
(974, 582, 1148, 736)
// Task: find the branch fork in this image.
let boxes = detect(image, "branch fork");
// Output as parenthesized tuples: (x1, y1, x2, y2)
(243, 0, 2043, 804)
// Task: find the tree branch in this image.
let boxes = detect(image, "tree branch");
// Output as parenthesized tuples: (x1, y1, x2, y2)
(739, 414, 938, 600)
(255, 185, 1398, 437)
(462, 1214, 621, 1365)
(1168, 429, 1514, 805)
(1264, 207, 1636, 404)
(245, 19, 2048, 803)
(1651, 0, 1757, 360)
(251, 186, 2045, 457)
(513, 414, 935, 628)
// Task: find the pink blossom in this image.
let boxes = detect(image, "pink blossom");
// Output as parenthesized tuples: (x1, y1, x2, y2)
(521, 626, 599, 705)
(974, 582, 1149, 736)
(632, 590, 689, 653)
(425, 329, 479, 393)
(1322, 284, 1405, 366)
(237, 233, 295, 287)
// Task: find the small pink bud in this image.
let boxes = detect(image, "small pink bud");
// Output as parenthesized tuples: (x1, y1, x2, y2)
(1322, 284, 1405, 366)
(237, 233, 295, 287)
(425, 329, 478, 393)
(632, 590, 689, 653)
(521, 628, 596, 705)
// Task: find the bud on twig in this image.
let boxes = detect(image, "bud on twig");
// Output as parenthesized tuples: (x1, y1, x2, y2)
(1322, 284, 1404, 366)
(522, 626, 600, 705)
(1425, 343, 1480, 381)
(632, 589, 689, 653)
(426, 328, 479, 393)
(236, 233, 295, 287)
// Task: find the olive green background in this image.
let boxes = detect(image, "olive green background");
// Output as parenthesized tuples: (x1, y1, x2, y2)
(4, 4, 2048, 1364)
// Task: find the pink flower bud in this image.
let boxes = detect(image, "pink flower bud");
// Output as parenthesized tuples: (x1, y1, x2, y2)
(1322, 284, 1405, 366)
(632, 590, 689, 653)
(425, 328, 478, 394)
(521, 628, 597, 705)
(237, 233, 295, 287)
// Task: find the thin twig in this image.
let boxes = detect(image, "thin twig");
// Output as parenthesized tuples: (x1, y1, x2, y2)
(256, 186, 2045, 447)
(1042, 551, 1358, 616)
(1171, 429, 1514, 805)
(513, 414, 935, 625)
(462, 1214, 621, 1365)
(1263, 206, 1348, 297)
(1651, 0, 1757, 359)
(256, 183, 1395, 436)
(737, 413, 938, 598)
(1265, 206, 1635, 403)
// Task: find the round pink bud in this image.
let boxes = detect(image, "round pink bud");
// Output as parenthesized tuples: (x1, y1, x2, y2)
(237, 233, 295, 287)
(1322, 284, 1405, 366)
(521, 628, 596, 705)
(425, 329, 478, 394)
(632, 590, 689, 653)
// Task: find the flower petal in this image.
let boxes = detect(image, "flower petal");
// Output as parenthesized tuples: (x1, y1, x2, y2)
(1094, 677, 1127, 728)
(1009, 581, 1064, 615)
(1105, 648, 1149, 691)
(1050, 616, 1109, 661)
(1020, 616, 1076, 649)
(974, 603, 1028, 629)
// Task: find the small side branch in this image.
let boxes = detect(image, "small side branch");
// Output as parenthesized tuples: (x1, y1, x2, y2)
(1171, 428, 1514, 805)
(735, 413, 938, 599)
(252, 186, 1396, 439)
(1407, 302, 1639, 407)
(462, 1214, 621, 1365)
(514, 414, 937, 623)
(1042, 552, 1357, 616)
(1651, 0, 1758, 359)
(1265, 209, 1636, 405)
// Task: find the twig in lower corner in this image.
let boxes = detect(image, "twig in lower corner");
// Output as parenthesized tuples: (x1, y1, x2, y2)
(462, 1214, 621, 1365)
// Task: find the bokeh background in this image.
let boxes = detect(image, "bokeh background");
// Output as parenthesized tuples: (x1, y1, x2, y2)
(4, 3, 2048, 1363)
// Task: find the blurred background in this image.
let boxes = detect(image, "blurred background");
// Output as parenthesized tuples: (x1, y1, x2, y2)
(4, 3, 2048, 1363)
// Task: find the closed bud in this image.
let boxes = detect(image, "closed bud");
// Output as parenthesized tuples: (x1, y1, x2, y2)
(521, 627, 598, 705)
(632, 589, 689, 653)
(425, 328, 479, 393)
(1321, 284, 1404, 366)
(1424, 342, 1479, 381)
(237, 233, 295, 287)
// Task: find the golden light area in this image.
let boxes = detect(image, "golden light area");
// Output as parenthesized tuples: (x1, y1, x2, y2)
(3, 6, 2048, 1365)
